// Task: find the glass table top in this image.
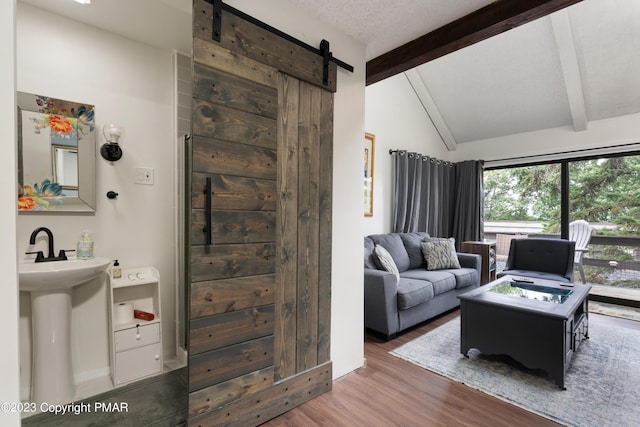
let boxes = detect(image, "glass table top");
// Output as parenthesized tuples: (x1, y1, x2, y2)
(489, 280, 573, 304)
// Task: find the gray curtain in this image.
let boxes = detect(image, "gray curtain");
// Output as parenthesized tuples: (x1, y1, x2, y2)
(452, 160, 484, 246)
(392, 150, 483, 248)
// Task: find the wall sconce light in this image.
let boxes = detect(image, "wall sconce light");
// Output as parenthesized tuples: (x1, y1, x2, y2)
(101, 124, 123, 161)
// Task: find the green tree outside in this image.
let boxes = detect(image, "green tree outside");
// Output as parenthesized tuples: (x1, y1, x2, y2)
(485, 156, 640, 234)
(484, 155, 640, 287)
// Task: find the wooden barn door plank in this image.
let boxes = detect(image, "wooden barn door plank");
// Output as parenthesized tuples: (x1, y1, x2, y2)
(193, 1, 336, 91)
(274, 72, 300, 382)
(296, 80, 321, 372)
(317, 89, 334, 363)
(188, 1, 335, 425)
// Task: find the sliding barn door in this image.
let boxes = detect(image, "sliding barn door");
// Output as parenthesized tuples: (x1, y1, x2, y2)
(188, 1, 334, 425)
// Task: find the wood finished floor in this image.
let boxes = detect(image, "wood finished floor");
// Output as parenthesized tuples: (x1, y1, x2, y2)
(263, 308, 640, 427)
(20, 307, 638, 426)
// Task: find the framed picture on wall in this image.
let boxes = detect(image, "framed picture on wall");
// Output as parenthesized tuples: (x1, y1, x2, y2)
(364, 132, 375, 217)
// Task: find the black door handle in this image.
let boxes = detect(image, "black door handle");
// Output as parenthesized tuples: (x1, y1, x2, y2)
(204, 176, 212, 245)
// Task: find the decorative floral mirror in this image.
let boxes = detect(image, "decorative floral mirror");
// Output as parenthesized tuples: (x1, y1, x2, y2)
(17, 92, 96, 213)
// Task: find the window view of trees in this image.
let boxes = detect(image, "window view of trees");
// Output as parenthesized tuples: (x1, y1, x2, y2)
(484, 164, 560, 231)
(570, 157, 640, 234)
(484, 154, 640, 288)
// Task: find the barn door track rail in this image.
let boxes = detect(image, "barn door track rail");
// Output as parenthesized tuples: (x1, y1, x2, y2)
(208, 0, 354, 86)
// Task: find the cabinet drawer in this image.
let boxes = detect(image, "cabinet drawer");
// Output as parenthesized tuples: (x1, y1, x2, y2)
(115, 323, 160, 352)
(114, 343, 162, 385)
(574, 317, 588, 349)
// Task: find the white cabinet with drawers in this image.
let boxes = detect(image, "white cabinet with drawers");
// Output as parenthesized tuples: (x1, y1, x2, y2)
(108, 267, 163, 386)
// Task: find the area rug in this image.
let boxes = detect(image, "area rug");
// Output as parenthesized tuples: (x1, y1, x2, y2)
(390, 317, 640, 427)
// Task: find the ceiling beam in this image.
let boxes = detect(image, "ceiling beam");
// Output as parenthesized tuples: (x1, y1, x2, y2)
(366, 0, 584, 86)
(551, 10, 588, 131)
(404, 69, 457, 151)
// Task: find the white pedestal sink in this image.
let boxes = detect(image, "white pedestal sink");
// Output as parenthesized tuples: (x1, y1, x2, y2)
(19, 257, 110, 405)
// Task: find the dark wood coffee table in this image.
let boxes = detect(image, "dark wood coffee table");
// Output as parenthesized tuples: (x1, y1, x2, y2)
(458, 275, 591, 389)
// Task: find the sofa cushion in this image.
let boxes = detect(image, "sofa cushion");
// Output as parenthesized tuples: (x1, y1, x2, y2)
(421, 239, 461, 270)
(399, 232, 430, 269)
(397, 278, 434, 310)
(373, 245, 400, 281)
(439, 267, 478, 289)
(369, 234, 411, 272)
(364, 237, 377, 269)
(400, 270, 456, 295)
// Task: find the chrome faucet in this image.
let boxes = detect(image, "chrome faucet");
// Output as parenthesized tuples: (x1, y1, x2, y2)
(27, 227, 72, 263)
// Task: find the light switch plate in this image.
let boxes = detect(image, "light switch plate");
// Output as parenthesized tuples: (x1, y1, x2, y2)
(135, 167, 154, 185)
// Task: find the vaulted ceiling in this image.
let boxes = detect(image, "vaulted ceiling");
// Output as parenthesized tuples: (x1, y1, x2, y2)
(19, 0, 640, 148)
(293, 0, 640, 147)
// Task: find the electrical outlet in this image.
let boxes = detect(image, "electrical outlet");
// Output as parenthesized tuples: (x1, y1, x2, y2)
(135, 167, 154, 185)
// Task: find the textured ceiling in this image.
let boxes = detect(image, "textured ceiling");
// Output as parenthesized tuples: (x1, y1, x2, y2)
(287, 0, 495, 60)
(17, 0, 640, 147)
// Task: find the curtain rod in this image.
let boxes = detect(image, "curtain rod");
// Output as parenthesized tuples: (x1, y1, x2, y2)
(389, 149, 454, 165)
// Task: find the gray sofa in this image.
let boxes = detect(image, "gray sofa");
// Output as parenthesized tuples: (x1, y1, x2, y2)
(364, 232, 481, 340)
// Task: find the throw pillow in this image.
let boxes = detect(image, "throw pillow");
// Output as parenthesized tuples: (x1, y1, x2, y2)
(421, 239, 461, 270)
(373, 244, 400, 281)
(364, 237, 377, 269)
(400, 232, 430, 269)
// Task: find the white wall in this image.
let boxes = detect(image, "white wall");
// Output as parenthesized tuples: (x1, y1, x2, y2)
(364, 73, 450, 235)
(225, 0, 367, 379)
(0, 1, 21, 426)
(449, 112, 640, 165)
(17, 3, 177, 396)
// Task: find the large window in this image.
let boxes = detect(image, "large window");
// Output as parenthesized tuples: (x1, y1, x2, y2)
(484, 154, 640, 290)
(485, 164, 561, 231)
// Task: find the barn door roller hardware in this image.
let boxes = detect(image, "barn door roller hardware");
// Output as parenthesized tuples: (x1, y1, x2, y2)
(209, 0, 354, 85)
(212, 0, 222, 41)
